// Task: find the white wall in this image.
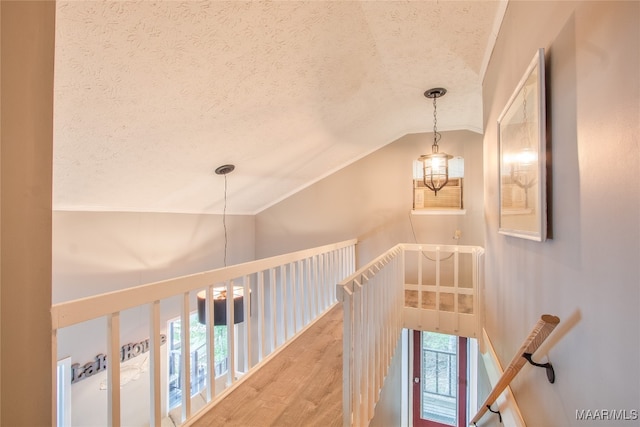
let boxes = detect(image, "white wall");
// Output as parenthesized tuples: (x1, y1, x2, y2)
(370, 331, 406, 427)
(53, 211, 255, 426)
(482, 1, 639, 425)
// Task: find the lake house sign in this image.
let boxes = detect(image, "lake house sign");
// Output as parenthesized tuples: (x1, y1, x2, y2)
(71, 335, 166, 384)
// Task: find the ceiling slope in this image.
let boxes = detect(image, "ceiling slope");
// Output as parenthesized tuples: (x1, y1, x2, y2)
(53, 1, 503, 214)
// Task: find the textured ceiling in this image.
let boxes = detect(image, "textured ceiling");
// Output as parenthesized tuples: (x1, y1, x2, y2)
(53, 0, 505, 215)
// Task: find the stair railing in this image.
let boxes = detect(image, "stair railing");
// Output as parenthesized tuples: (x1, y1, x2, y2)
(337, 245, 405, 427)
(338, 243, 485, 427)
(470, 314, 560, 425)
(51, 239, 357, 427)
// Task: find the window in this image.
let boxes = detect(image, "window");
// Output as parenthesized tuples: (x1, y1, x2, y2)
(413, 158, 464, 211)
(167, 312, 228, 410)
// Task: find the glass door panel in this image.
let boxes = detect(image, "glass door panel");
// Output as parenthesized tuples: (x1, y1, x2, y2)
(413, 331, 467, 427)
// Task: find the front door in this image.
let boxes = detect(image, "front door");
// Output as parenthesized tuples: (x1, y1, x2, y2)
(412, 330, 467, 427)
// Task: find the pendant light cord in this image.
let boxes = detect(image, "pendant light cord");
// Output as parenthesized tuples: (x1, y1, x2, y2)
(223, 173, 228, 267)
(214, 163, 235, 268)
(408, 211, 455, 262)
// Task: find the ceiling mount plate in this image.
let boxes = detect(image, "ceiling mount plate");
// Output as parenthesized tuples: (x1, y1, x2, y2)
(215, 164, 235, 175)
(424, 88, 447, 99)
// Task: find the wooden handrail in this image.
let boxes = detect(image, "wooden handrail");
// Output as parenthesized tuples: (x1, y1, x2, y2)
(470, 314, 560, 425)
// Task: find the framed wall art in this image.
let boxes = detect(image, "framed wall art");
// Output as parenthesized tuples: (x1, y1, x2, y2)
(498, 48, 547, 241)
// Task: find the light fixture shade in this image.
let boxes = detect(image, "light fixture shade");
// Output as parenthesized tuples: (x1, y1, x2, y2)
(197, 287, 245, 325)
(413, 159, 424, 180)
(419, 151, 453, 194)
(449, 156, 464, 179)
(414, 156, 464, 181)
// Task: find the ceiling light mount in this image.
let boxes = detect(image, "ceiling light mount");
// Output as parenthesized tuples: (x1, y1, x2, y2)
(424, 88, 447, 99)
(215, 164, 235, 175)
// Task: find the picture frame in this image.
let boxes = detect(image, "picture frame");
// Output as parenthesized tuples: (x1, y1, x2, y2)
(498, 48, 547, 241)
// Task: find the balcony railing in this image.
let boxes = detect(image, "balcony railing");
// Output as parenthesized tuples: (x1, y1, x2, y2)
(337, 243, 484, 427)
(401, 244, 484, 338)
(51, 239, 357, 427)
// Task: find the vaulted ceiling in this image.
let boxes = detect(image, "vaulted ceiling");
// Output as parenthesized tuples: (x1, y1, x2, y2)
(53, 0, 505, 215)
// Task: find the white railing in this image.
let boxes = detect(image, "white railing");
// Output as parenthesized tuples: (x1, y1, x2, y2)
(337, 245, 405, 427)
(51, 239, 357, 427)
(337, 243, 484, 427)
(402, 244, 484, 338)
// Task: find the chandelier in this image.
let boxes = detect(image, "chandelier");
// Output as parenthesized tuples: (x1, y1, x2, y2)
(418, 88, 452, 195)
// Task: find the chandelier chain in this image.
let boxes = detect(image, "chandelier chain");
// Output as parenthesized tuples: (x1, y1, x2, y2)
(433, 96, 437, 135)
(432, 95, 442, 146)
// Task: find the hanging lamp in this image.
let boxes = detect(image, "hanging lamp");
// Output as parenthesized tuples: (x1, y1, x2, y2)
(418, 88, 452, 195)
(197, 164, 246, 326)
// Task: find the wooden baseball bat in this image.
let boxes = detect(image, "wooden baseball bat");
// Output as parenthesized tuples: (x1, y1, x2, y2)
(470, 314, 560, 425)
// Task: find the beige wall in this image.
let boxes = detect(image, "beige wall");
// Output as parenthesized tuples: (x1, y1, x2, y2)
(256, 130, 484, 264)
(483, 1, 639, 425)
(0, 1, 56, 425)
(54, 211, 255, 302)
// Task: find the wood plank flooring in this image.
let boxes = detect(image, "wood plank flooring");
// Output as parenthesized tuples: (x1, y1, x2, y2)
(191, 305, 343, 427)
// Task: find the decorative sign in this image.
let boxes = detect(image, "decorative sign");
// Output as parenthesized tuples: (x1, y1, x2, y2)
(71, 335, 166, 384)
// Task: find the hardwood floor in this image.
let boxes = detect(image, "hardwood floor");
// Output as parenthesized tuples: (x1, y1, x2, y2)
(192, 305, 343, 427)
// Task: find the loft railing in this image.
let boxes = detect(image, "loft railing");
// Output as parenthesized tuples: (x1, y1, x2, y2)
(401, 244, 484, 338)
(337, 243, 484, 427)
(337, 245, 404, 427)
(51, 239, 357, 427)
